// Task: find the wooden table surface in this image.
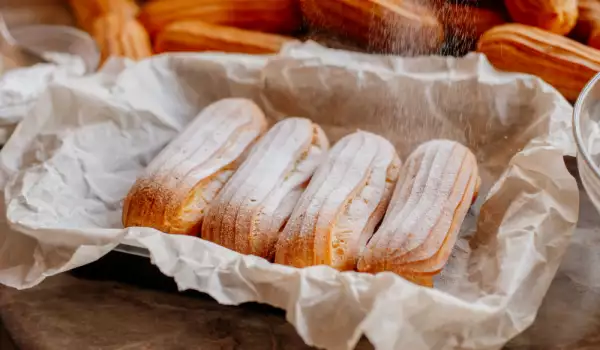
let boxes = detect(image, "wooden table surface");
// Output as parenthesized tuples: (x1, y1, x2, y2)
(0, 251, 347, 350)
(0, 246, 597, 350)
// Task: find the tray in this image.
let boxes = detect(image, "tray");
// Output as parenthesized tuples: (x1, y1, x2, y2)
(114, 243, 150, 258)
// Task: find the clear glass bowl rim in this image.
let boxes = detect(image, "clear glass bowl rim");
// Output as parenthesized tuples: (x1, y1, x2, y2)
(574, 72, 600, 180)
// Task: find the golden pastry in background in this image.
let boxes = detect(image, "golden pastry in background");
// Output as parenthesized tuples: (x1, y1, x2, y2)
(299, 0, 444, 55)
(122, 98, 267, 236)
(154, 21, 295, 54)
(477, 23, 600, 101)
(202, 118, 329, 259)
(275, 131, 401, 271)
(138, 0, 302, 37)
(436, 3, 508, 45)
(504, 0, 578, 35)
(571, 0, 600, 43)
(571, 0, 600, 50)
(357, 139, 480, 287)
(92, 13, 153, 65)
(69, 0, 139, 33)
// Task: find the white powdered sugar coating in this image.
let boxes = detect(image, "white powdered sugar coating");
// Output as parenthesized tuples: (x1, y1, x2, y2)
(123, 98, 268, 236)
(202, 117, 329, 258)
(275, 130, 400, 270)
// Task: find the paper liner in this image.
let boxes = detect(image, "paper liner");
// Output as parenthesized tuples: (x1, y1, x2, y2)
(0, 43, 579, 350)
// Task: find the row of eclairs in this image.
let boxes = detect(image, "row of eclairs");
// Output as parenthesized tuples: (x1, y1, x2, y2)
(122, 98, 480, 287)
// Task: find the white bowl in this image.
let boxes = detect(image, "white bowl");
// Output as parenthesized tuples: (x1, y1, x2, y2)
(574, 73, 600, 212)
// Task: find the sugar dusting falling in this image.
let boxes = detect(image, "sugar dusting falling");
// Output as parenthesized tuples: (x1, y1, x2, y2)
(300, 0, 519, 294)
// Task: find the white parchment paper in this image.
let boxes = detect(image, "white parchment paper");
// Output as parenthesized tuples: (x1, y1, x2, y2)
(0, 42, 580, 350)
(0, 60, 85, 126)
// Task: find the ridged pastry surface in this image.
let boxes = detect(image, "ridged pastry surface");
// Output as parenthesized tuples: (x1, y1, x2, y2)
(69, 0, 139, 33)
(300, 0, 444, 54)
(122, 98, 267, 236)
(154, 20, 293, 55)
(92, 13, 153, 65)
(139, 0, 302, 36)
(504, 0, 577, 35)
(202, 118, 329, 259)
(477, 23, 600, 101)
(275, 131, 401, 271)
(357, 139, 480, 287)
(571, 0, 600, 42)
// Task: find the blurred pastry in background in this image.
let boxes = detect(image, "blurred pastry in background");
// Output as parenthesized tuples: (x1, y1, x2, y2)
(571, 0, 600, 49)
(154, 20, 294, 55)
(92, 13, 153, 65)
(477, 23, 600, 101)
(436, 2, 508, 54)
(138, 0, 302, 37)
(504, 0, 578, 35)
(300, 0, 444, 55)
(69, 0, 139, 33)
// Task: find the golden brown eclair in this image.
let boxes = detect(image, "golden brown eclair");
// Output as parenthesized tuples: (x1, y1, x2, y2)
(69, 0, 139, 33)
(357, 140, 480, 287)
(92, 13, 153, 65)
(504, 0, 578, 35)
(437, 4, 508, 42)
(275, 131, 401, 271)
(571, 0, 600, 42)
(571, 0, 600, 49)
(138, 0, 302, 37)
(477, 23, 600, 102)
(154, 21, 294, 55)
(202, 118, 329, 258)
(300, 0, 444, 55)
(122, 98, 268, 236)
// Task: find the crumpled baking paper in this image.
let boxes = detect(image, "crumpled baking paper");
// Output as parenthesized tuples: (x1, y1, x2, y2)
(0, 1, 83, 125)
(505, 179, 600, 350)
(0, 42, 580, 350)
(0, 60, 85, 125)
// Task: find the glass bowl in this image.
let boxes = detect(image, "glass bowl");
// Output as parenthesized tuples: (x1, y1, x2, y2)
(574, 72, 600, 212)
(8, 24, 99, 73)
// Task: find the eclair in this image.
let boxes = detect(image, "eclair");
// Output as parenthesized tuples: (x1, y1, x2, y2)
(154, 20, 294, 55)
(275, 131, 401, 271)
(357, 139, 480, 287)
(201, 117, 329, 258)
(122, 98, 267, 236)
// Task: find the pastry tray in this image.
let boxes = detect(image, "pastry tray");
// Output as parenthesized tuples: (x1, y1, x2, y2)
(114, 242, 150, 258)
